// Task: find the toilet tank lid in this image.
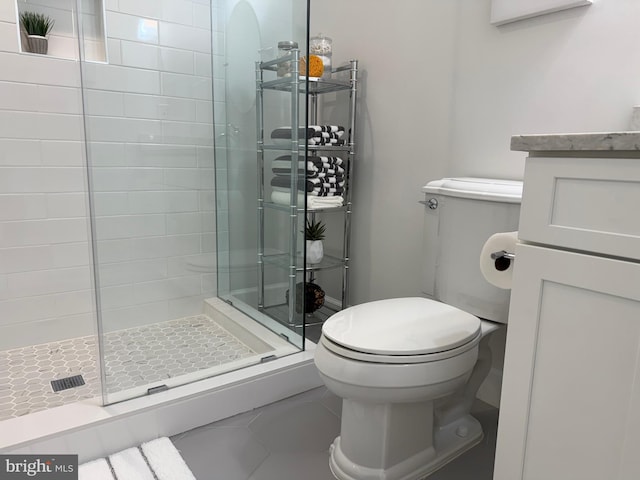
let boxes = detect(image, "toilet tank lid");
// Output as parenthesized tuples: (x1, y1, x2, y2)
(422, 177, 523, 203)
(322, 297, 481, 356)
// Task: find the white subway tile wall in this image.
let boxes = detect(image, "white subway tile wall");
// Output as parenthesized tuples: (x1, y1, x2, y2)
(0, 0, 219, 349)
(92, 0, 216, 335)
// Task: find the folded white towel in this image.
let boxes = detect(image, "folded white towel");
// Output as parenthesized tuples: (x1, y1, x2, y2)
(271, 191, 344, 209)
(308, 196, 344, 209)
(141, 437, 196, 480)
(79, 437, 196, 480)
(110, 446, 156, 480)
(78, 459, 113, 480)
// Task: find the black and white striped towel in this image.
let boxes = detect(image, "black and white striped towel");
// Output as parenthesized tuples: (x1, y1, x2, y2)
(308, 137, 345, 146)
(270, 126, 345, 140)
(271, 177, 344, 192)
(309, 125, 344, 133)
(272, 186, 344, 197)
(272, 156, 345, 177)
(272, 155, 344, 168)
(272, 163, 345, 178)
(308, 176, 345, 186)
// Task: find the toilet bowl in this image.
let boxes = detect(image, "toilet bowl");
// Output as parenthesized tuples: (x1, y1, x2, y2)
(315, 297, 500, 480)
(314, 177, 523, 480)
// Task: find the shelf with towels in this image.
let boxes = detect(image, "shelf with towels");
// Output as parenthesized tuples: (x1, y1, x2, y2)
(261, 144, 353, 152)
(256, 49, 358, 334)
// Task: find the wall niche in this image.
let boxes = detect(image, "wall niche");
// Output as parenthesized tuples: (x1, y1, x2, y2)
(17, 0, 107, 62)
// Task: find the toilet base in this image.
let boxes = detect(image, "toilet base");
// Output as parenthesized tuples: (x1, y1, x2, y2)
(328, 414, 483, 480)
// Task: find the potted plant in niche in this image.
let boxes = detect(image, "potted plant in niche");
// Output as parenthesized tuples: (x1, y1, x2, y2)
(20, 11, 55, 55)
(305, 218, 326, 264)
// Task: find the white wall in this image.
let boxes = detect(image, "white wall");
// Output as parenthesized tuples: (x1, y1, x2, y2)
(450, 0, 640, 179)
(311, 0, 640, 304)
(0, 3, 92, 349)
(311, 1, 457, 304)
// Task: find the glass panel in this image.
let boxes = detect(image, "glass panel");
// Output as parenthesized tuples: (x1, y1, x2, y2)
(215, 0, 310, 349)
(78, 0, 308, 404)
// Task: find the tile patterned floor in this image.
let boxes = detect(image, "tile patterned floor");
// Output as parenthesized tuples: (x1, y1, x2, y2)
(0, 315, 256, 422)
(0, 336, 100, 420)
(171, 387, 499, 480)
(102, 315, 256, 392)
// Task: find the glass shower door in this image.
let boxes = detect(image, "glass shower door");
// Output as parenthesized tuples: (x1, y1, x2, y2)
(214, 0, 310, 349)
(78, 0, 308, 405)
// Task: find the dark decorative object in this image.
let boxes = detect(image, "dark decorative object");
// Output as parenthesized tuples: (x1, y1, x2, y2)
(285, 282, 325, 313)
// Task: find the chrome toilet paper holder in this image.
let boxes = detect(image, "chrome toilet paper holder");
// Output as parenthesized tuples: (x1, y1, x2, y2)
(491, 250, 515, 272)
(490, 250, 515, 261)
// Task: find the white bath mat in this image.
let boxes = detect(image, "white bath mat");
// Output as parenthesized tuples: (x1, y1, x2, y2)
(79, 437, 196, 480)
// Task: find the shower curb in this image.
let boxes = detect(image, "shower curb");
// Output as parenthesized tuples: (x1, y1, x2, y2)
(1, 350, 322, 461)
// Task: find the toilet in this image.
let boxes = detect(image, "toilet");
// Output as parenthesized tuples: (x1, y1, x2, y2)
(314, 177, 523, 480)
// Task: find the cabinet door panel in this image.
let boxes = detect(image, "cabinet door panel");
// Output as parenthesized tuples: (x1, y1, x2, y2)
(494, 244, 640, 480)
(519, 156, 640, 261)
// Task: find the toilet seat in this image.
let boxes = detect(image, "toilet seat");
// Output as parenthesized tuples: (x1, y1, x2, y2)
(321, 297, 482, 364)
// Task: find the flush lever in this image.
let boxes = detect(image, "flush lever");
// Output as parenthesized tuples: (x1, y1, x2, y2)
(418, 198, 438, 210)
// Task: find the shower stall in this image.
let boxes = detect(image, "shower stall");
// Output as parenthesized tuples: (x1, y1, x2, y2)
(0, 0, 317, 446)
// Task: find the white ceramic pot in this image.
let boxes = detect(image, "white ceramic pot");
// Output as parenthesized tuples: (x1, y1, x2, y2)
(26, 35, 48, 54)
(306, 240, 323, 264)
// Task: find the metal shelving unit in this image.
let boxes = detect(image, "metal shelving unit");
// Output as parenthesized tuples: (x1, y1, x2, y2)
(256, 51, 359, 332)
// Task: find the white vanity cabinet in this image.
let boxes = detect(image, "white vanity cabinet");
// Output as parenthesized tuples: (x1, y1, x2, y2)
(494, 137, 640, 480)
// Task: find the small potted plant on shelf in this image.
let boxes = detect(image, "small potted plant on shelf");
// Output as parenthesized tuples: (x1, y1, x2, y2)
(20, 11, 55, 55)
(305, 218, 326, 264)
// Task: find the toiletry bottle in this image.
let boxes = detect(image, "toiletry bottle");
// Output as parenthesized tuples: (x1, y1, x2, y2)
(309, 34, 332, 78)
(277, 40, 298, 77)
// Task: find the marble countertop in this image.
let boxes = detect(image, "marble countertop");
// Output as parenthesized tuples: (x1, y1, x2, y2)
(511, 131, 640, 152)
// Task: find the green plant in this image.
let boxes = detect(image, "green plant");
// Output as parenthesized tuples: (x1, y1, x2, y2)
(304, 218, 326, 241)
(20, 11, 55, 37)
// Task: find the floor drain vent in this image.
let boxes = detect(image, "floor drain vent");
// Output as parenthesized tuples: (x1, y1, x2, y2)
(51, 375, 85, 392)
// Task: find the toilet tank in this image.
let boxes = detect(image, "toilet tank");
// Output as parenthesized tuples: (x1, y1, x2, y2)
(421, 178, 523, 324)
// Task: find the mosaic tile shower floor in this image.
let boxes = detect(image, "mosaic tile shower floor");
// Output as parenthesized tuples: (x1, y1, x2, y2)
(0, 315, 256, 422)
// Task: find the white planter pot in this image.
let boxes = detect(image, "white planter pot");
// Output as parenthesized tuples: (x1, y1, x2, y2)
(26, 35, 48, 54)
(306, 240, 323, 264)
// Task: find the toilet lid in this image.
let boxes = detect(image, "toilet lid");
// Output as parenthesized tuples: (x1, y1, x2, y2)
(322, 297, 481, 356)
